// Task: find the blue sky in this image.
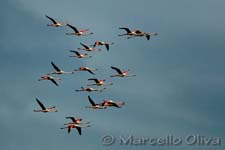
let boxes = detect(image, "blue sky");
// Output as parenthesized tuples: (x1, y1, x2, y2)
(1, 0, 225, 149)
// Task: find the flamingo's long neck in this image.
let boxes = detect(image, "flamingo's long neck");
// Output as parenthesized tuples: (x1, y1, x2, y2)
(111, 74, 120, 77)
(63, 71, 73, 74)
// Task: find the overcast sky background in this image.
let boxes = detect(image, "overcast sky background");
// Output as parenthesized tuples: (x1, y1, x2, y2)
(1, 0, 225, 149)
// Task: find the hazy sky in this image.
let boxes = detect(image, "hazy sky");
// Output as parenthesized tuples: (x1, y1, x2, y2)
(1, 0, 225, 150)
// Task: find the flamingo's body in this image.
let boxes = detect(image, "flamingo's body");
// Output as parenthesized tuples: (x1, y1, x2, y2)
(66, 24, 93, 36)
(75, 87, 106, 92)
(63, 117, 90, 126)
(110, 66, 136, 77)
(74, 67, 97, 75)
(85, 96, 105, 109)
(101, 100, 125, 108)
(69, 50, 92, 58)
(93, 41, 114, 51)
(60, 124, 90, 135)
(78, 43, 101, 52)
(61, 124, 81, 135)
(61, 117, 90, 135)
(45, 15, 66, 27)
(87, 78, 113, 86)
(48, 62, 74, 75)
(118, 27, 139, 36)
(38, 75, 61, 86)
(119, 27, 157, 40)
(34, 98, 58, 113)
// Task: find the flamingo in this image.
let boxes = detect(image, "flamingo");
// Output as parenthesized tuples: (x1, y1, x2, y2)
(33, 98, 58, 113)
(60, 124, 90, 135)
(85, 96, 105, 109)
(118, 27, 157, 40)
(92, 41, 114, 51)
(110, 66, 136, 77)
(128, 30, 158, 40)
(48, 62, 74, 75)
(69, 50, 92, 58)
(66, 24, 93, 36)
(118, 27, 138, 36)
(78, 43, 101, 52)
(64, 117, 90, 126)
(38, 75, 61, 86)
(45, 15, 66, 27)
(87, 78, 113, 86)
(101, 100, 125, 108)
(74, 67, 97, 75)
(75, 87, 106, 92)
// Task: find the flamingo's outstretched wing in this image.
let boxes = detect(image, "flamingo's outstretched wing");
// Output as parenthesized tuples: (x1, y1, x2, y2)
(105, 44, 109, 50)
(76, 127, 82, 135)
(111, 66, 123, 74)
(45, 15, 57, 24)
(68, 127, 71, 133)
(51, 62, 61, 72)
(67, 24, 79, 33)
(66, 117, 76, 123)
(146, 34, 150, 40)
(119, 27, 131, 33)
(70, 50, 80, 55)
(87, 70, 95, 75)
(108, 101, 120, 108)
(88, 78, 99, 83)
(88, 96, 96, 106)
(36, 98, 46, 110)
(49, 78, 59, 86)
(80, 43, 89, 49)
(93, 42, 97, 48)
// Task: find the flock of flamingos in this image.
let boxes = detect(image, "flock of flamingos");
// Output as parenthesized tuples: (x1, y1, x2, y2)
(34, 15, 158, 136)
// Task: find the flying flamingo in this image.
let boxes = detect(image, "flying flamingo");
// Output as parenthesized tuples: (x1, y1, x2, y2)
(87, 78, 113, 86)
(69, 50, 92, 58)
(63, 117, 90, 126)
(127, 30, 158, 40)
(85, 96, 105, 109)
(110, 66, 136, 77)
(92, 41, 114, 51)
(45, 15, 66, 27)
(101, 100, 125, 108)
(38, 75, 61, 86)
(66, 24, 93, 36)
(118, 27, 139, 36)
(74, 67, 97, 75)
(60, 124, 90, 135)
(75, 87, 106, 92)
(33, 98, 58, 113)
(48, 62, 74, 75)
(78, 43, 101, 52)
(118, 27, 157, 40)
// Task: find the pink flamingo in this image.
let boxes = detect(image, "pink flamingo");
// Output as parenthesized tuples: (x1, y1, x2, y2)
(74, 67, 97, 75)
(75, 87, 106, 92)
(69, 50, 92, 58)
(47, 62, 74, 75)
(66, 24, 93, 36)
(92, 41, 114, 51)
(110, 66, 136, 77)
(119, 27, 157, 40)
(85, 96, 105, 109)
(87, 78, 113, 86)
(101, 100, 125, 108)
(33, 98, 58, 113)
(38, 75, 61, 86)
(78, 43, 101, 52)
(45, 15, 66, 27)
